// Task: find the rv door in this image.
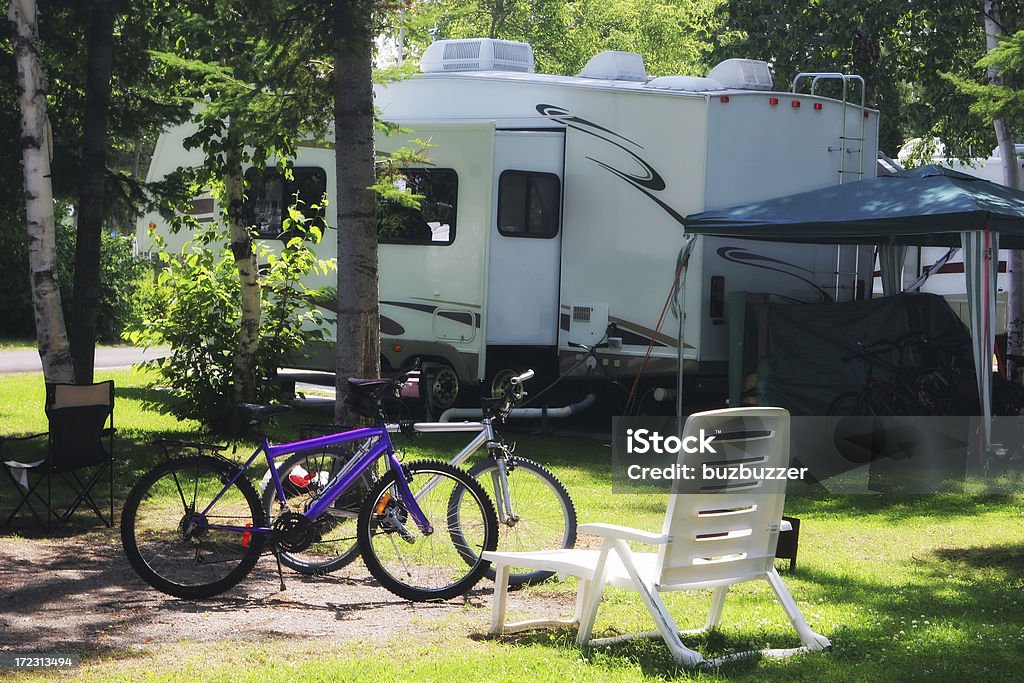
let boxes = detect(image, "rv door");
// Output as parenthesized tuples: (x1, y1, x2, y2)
(486, 130, 565, 346)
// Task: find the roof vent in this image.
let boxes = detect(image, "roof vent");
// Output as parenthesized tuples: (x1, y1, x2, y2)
(646, 76, 724, 92)
(578, 51, 647, 82)
(420, 38, 534, 73)
(706, 59, 773, 90)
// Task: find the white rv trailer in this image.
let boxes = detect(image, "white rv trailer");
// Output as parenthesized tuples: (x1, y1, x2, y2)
(891, 142, 1024, 330)
(138, 38, 880, 408)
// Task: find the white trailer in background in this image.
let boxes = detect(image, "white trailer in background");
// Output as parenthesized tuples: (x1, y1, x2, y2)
(893, 142, 1024, 331)
(138, 38, 880, 409)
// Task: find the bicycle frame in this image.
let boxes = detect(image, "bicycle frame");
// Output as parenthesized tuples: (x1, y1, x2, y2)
(384, 419, 518, 526)
(198, 425, 432, 536)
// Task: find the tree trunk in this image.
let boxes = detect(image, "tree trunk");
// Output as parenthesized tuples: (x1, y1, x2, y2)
(984, 1, 1024, 384)
(225, 128, 261, 405)
(10, 0, 74, 383)
(71, 0, 116, 384)
(334, 0, 380, 424)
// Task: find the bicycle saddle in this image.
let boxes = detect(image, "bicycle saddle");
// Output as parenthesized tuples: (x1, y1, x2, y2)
(237, 403, 294, 423)
(347, 378, 390, 397)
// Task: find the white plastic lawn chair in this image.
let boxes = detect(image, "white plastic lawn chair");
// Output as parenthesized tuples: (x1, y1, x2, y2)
(483, 407, 830, 668)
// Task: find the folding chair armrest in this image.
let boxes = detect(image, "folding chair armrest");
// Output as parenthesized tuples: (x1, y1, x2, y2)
(101, 427, 116, 437)
(578, 523, 668, 545)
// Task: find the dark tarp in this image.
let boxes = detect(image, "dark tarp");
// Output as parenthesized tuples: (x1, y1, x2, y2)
(756, 293, 975, 416)
(684, 165, 1024, 248)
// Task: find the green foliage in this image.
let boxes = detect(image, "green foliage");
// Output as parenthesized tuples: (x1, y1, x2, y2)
(407, 0, 726, 76)
(948, 29, 1024, 130)
(127, 214, 335, 431)
(0, 206, 145, 341)
(715, 1, 1023, 158)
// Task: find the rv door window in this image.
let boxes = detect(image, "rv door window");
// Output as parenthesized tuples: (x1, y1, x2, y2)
(242, 166, 327, 240)
(497, 171, 560, 238)
(377, 168, 458, 245)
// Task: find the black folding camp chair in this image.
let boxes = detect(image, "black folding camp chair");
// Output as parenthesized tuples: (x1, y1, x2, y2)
(1, 381, 115, 531)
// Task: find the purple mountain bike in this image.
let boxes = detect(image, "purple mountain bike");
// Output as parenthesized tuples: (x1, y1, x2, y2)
(120, 371, 498, 601)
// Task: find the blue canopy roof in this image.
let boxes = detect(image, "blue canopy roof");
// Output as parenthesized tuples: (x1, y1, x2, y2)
(683, 165, 1024, 247)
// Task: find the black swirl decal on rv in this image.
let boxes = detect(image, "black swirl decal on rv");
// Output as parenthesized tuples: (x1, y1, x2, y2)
(716, 247, 832, 303)
(536, 104, 686, 224)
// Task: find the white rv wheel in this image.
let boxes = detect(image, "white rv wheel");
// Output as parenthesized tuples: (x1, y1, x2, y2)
(429, 364, 460, 409)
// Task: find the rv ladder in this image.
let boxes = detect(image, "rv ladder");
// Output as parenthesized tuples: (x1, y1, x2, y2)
(791, 72, 867, 185)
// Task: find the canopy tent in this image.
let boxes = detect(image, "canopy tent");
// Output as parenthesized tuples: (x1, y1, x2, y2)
(683, 165, 1024, 453)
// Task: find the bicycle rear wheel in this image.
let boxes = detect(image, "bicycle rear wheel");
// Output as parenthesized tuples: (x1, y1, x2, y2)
(357, 459, 498, 601)
(121, 455, 265, 599)
(262, 446, 378, 575)
(466, 456, 576, 587)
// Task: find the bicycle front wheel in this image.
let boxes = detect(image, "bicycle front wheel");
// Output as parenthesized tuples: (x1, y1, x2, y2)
(357, 459, 498, 602)
(120, 455, 265, 599)
(467, 456, 577, 587)
(263, 447, 376, 575)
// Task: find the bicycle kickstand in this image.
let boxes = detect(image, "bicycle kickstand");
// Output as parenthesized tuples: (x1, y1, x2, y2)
(273, 548, 287, 592)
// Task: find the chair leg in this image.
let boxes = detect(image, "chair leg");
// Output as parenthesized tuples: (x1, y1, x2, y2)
(109, 456, 114, 527)
(62, 466, 109, 524)
(705, 585, 729, 630)
(2, 467, 45, 528)
(47, 469, 52, 534)
(766, 568, 831, 650)
(575, 541, 614, 648)
(491, 562, 510, 634)
(572, 579, 590, 624)
(611, 540, 704, 668)
(575, 578, 606, 647)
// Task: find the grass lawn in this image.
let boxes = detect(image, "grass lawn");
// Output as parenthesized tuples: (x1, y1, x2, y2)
(0, 338, 38, 350)
(1, 369, 1022, 681)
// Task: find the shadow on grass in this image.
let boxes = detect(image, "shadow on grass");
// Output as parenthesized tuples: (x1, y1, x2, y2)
(471, 539, 1024, 681)
(785, 492, 1022, 524)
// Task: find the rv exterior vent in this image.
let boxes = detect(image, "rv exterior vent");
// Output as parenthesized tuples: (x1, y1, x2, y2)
(577, 51, 647, 81)
(420, 38, 534, 73)
(572, 306, 593, 323)
(646, 76, 724, 92)
(706, 59, 773, 91)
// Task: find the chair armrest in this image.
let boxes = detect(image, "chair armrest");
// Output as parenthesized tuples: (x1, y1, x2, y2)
(578, 523, 668, 545)
(101, 428, 116, 437)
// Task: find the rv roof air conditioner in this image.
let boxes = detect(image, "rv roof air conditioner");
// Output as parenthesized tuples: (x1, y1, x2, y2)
(420, 38, 534, 73)
(706, 58, 773, 91)
(646, 76, 724, 92)
(577, 51, 647, 82)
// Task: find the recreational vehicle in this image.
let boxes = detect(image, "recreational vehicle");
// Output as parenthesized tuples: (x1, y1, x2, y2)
(892, 141, 1024, 330)
(138, 38, 880, 409)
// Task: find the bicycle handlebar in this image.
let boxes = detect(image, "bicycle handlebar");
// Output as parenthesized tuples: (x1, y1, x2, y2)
(510, 369, 534, 386)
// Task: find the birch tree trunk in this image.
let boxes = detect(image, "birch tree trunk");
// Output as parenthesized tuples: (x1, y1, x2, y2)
(224, 128, 261, 405)
(71, 0, 116, 384)
(10, 0, 74, 383)
(984, 1, 1024, 384)
(334, 0, 380, 423)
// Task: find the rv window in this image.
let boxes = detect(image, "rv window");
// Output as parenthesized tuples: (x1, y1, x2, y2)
(377, 168, 458, 245)
(243, 166, 327, 240)
(497, 171, 560, 238)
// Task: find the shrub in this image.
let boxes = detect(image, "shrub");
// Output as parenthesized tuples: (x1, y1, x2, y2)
(0, 207, 146, 341)
(128, 214, 335, 431)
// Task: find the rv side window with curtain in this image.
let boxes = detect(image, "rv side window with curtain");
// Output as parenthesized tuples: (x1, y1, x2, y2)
(377, 168, 458, 245)
(497, 171, 560, 238)
(243, 166, 328, 240)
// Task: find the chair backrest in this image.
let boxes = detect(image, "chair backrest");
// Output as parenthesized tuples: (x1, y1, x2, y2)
(44, 381, 114, 472)
(656, 407, 791, 588)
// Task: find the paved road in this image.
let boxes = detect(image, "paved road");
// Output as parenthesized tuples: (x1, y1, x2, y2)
(0, 346, 169, 374)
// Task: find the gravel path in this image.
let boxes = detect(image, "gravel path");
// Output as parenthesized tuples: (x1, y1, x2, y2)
(0, 537, 569, 654)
